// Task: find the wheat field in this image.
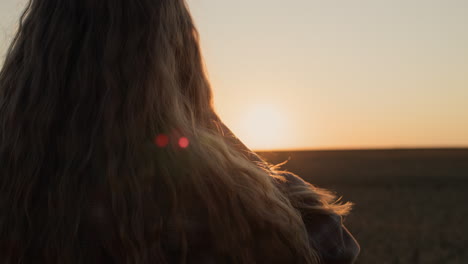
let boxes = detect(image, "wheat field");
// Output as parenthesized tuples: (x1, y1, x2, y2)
(257, 149, 468, 264)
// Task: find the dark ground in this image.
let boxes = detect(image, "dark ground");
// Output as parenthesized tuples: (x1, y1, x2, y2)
(256, 149, 468, 264)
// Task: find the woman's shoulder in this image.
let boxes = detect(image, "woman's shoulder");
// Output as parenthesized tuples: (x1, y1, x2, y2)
(272, 171, 360, 264)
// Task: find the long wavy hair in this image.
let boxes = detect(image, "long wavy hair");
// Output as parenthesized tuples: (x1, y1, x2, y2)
(0, 0, 351, 263)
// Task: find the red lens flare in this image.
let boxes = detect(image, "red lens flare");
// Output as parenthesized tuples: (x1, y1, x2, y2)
(178, 137, 190, 149)
(155, 134, 169, 148)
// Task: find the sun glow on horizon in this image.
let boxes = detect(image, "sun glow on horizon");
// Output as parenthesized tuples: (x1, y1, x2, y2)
(230, 103, 292, 151)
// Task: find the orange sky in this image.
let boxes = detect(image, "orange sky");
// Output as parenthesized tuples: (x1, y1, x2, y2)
(1, 0, 468, 151)
(187, 0, 468, 150)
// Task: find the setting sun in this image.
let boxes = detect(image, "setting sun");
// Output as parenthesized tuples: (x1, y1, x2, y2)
(231, 104, 290, 151)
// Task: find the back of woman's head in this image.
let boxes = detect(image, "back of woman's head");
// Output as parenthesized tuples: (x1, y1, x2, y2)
(0, 0, 348, 263)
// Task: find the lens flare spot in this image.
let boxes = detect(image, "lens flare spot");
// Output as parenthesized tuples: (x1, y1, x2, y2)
(178, 137, 190, 148)
(155, 134, 169, 148)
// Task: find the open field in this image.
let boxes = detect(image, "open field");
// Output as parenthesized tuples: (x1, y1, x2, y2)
(256, 149, 468, 264)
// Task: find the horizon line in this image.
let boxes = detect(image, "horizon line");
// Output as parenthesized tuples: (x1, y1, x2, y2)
(253, 146, 468, 152)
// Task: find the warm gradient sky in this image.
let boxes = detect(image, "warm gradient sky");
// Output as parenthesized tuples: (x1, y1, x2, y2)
(1, 0, 468, 150)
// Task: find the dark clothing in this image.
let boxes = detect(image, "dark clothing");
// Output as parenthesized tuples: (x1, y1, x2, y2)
(274, 172, 360, 264)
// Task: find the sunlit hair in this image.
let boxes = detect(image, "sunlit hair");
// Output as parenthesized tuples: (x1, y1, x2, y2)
(0, 0, 351, 263)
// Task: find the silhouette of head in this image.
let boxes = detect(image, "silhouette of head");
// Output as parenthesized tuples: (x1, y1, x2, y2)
(0, 1, 347, 263)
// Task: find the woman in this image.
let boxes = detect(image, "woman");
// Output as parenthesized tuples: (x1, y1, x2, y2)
(0, 0, 359, 263)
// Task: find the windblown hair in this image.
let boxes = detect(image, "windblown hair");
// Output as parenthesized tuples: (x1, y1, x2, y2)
(0, 0, 351, 263)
